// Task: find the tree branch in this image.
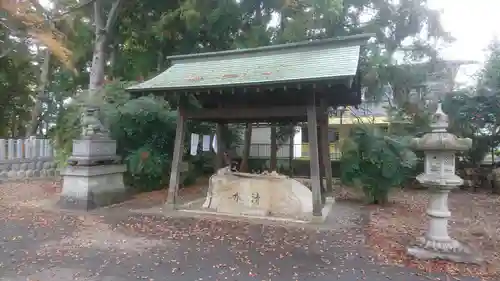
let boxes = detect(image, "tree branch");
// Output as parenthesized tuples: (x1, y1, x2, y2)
(104, 0, 123, 33)
(28, 0, 50, 19)
(0, 21, 31, 55)
(52, 0, 98, 20)
(0, 42, 20, 58)
(0, 20, 23, 35)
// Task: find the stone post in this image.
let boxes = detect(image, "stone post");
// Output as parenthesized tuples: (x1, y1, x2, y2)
(0, 139, 6, 160)
(16, 139, 23, 159)
(29, 137, 37, 159)
(46, 141, 53, 158)
(7, 139, 14, 159)
(407, 103, 480, 263)
(38, 139, 45, 157)
(24, 139, 31, 160)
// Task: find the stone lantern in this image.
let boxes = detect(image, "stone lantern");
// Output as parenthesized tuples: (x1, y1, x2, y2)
(407, 103, 479, 263)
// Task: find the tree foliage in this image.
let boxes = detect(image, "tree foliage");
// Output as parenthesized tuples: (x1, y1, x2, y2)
(354, 0, 453, 101)
(0, 24, 35, 137)
(443, 40, 500, 165)
(1, 0, 461, 190)
(1, 0, 75, 69)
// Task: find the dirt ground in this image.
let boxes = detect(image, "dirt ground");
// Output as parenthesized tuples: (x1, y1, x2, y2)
(336, 186, 500, 280)
(0, 179, 492, 280)
(108, 177, 209, 210)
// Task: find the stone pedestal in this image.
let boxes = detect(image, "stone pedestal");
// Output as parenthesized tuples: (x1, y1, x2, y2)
(59, 136, 126, 210)
(407, 103, 481, 263)
(68, 138, 121, 166)
(202, 168, 314, 220)
(407, 175, 480, 263)
(59, 164, 126, 210)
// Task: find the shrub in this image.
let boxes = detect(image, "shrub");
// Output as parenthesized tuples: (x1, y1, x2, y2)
(112, 96, 179, 190)
(125, 146, 168, 190)
(340, 125, 417, 204)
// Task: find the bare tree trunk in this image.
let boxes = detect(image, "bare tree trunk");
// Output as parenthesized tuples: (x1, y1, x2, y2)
(270, 125, 278, 171)
(108, 42, 117, 79)
(89, 3, 107, 91)
(16, 113, 26, 137)
(157, 49, 164, 72)
(239, 123, 252, 172)
(88, 0, 123, 93)
(288, 133, 294, 176)
(89, 41, 106, 91)
(11, 114, 19, 137)
(26, 48, 51, 137)
(9, 112, 16, 138)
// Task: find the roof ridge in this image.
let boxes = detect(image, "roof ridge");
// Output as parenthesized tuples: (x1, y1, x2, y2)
(167, 33, 374, 62)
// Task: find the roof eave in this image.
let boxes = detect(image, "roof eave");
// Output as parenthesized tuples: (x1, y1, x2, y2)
(126, 75, 355, 93)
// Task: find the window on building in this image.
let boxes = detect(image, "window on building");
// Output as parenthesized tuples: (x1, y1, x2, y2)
(302, 127, 339, 143)
(382, 126, 389, 133)
(328, 128, 340, 142)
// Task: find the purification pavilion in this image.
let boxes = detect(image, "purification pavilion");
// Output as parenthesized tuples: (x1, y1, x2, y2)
(126, 33, 373, 218)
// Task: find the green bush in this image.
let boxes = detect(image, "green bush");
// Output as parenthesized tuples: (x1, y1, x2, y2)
(340, 125, 417, 204)
(50, 80, 242, 192)
(125, 146, 168, 190)
(109, 95, 178, 190)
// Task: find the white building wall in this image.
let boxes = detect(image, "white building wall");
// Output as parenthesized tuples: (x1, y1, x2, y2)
(237, 125, 302, 159)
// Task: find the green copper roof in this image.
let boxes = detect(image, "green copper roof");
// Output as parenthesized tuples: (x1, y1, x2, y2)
(127, 34, 373, 92)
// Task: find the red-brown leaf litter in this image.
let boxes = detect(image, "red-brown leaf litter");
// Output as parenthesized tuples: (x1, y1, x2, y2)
(339, 187, 500, 280)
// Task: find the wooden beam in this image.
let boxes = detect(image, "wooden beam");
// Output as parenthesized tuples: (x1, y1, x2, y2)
(185, 106, 316, 120)
(307, 94, 322, 217)
(166, 108, 186, 208)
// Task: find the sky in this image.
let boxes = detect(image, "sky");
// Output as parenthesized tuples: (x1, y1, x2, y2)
(428, 0, 499, 63)
(427, 0, 500, 84)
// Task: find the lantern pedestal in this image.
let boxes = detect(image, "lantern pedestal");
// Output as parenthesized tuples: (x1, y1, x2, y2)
(408, 238, 478, 263)
(407, 176, 480, 263)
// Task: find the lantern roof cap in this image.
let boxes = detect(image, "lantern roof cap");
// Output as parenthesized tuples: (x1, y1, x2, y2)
(412, 103, 472, 151)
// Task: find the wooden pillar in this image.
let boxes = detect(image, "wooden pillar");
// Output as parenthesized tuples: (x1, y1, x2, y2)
(214, 123, 226, 170)
(317, 126, 325, 204)
(288, 133, 294, 177)
(307, 94, 322, 217)
(166, 108, 186, 208)
(319, 116, 333, 194)
(270, 125, 278, 171)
